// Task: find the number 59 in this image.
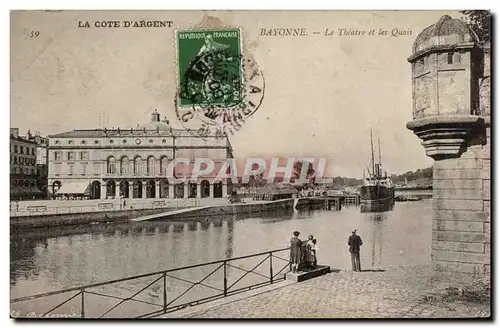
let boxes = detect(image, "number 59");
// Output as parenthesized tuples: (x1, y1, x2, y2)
(30, 31, 40, 39)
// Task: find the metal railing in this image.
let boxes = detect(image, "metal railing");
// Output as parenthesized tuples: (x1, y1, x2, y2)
(10, 247, 291, 318)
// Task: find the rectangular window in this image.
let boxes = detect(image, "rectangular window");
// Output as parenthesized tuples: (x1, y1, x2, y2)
(54, 152, 62, 161)
(32, 148, 35, 155)
(20, 146, 24, 154)
(80, 151, 89, 160)
(93, 164, 100, 175)
(54, 164, 61, 175)
(14, 145, 18, 153)
(13, 156, 17, 164)
(81, 163, 87, 176)
(68, 164, 74, 175)
(68, 152, 76, 161)
(447, 52, 453, 64)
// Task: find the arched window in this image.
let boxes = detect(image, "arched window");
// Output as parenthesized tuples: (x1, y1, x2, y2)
(107, 156, 116, 174)
(134, 157, 143, 176)
(120, 156, 129, 175)
(160, 156, 168, 176)
(147, 156, 155, 176)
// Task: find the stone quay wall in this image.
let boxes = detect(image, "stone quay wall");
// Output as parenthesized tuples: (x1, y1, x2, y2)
(10, 207, 175, 231)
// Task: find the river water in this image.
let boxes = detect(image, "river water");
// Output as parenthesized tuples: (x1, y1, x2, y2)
(10, 199, 432, 318)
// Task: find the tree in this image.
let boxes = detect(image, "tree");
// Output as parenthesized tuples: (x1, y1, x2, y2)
(460, 10, 491, 43)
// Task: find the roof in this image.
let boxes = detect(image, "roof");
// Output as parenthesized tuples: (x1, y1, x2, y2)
(48, 128, 227, 139)
(257, 183, 298, 195)
(10, 134, 37, 145)
(412, 15, 479, 54)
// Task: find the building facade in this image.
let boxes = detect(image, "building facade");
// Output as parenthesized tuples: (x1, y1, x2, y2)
(10, 128, 43, 200)
(26, 131, 49, 195)
(47, 111, 234, 200)
(407, 15, 491, 283)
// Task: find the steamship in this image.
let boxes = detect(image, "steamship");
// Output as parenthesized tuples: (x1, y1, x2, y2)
(359, 129, 395, 208)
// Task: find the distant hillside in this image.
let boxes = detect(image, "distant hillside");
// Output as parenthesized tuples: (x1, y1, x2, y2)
(391, 167, 433, 186)
(330, 166, 433, 187)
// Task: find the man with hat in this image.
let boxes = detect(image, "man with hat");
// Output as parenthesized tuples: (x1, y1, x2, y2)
(348, 229, 363, 272)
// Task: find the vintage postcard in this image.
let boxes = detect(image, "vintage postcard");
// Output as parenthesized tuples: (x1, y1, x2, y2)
(9, 10, 491, 319)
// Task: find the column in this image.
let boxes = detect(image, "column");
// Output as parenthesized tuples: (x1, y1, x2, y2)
(209, 183, 214, 198)
(142, 181, 147, 199)
(168, 183, 174, 198)
(155, 181, 160, 199)
(100, 182, 106, 199)
(129, 181, 133, 199)
(184, 183, 188, 198)
(196, 183, 201, 198)
(222, 183, 228, 197)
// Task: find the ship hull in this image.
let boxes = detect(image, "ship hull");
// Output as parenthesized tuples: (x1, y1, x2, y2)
(359, 185, 395, 203)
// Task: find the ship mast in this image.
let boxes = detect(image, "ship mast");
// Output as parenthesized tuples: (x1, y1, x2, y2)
(370, 127, 375, 178)
(378, 131, 382, 166)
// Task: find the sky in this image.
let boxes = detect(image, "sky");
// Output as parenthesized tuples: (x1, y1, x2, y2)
(10, 10, 462, 177)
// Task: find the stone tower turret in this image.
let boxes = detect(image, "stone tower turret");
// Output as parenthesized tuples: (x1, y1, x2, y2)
(406, 15, 490, 285)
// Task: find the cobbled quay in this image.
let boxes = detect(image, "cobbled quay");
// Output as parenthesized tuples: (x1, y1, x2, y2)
(160, 265, 490, 319)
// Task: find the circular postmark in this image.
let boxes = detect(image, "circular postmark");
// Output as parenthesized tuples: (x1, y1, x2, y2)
(175, 55, 265, 139)
(175, 31, 265, 139)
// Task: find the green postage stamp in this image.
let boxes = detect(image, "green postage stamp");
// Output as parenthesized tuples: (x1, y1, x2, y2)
(176, 29, 243, 108)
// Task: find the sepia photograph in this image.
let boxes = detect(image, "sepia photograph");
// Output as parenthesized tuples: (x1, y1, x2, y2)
(8, 8, 491, 319)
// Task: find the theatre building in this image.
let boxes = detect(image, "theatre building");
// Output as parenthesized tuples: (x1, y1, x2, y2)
(47, 110, 233, 200)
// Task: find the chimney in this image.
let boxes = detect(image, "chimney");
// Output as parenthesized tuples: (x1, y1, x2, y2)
(151, 109, 160, 122)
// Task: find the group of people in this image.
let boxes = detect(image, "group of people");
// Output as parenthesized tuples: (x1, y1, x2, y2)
(289, 231, 319, 273)
(289, 229, 364, 273)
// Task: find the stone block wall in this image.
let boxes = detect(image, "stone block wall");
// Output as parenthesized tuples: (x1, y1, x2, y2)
(431, 125, 490, 279)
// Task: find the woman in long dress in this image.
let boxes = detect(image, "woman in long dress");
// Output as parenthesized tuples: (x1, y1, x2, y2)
(290, 231, 302, 273)
(306, 235, 316, 268)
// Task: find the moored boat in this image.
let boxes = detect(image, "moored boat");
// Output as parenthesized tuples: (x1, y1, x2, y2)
(359, 129, 395, 208)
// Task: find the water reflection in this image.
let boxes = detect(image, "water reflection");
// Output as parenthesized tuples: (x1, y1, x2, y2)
(360, 201, 395, 213)
(11, 200, 432, 301)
